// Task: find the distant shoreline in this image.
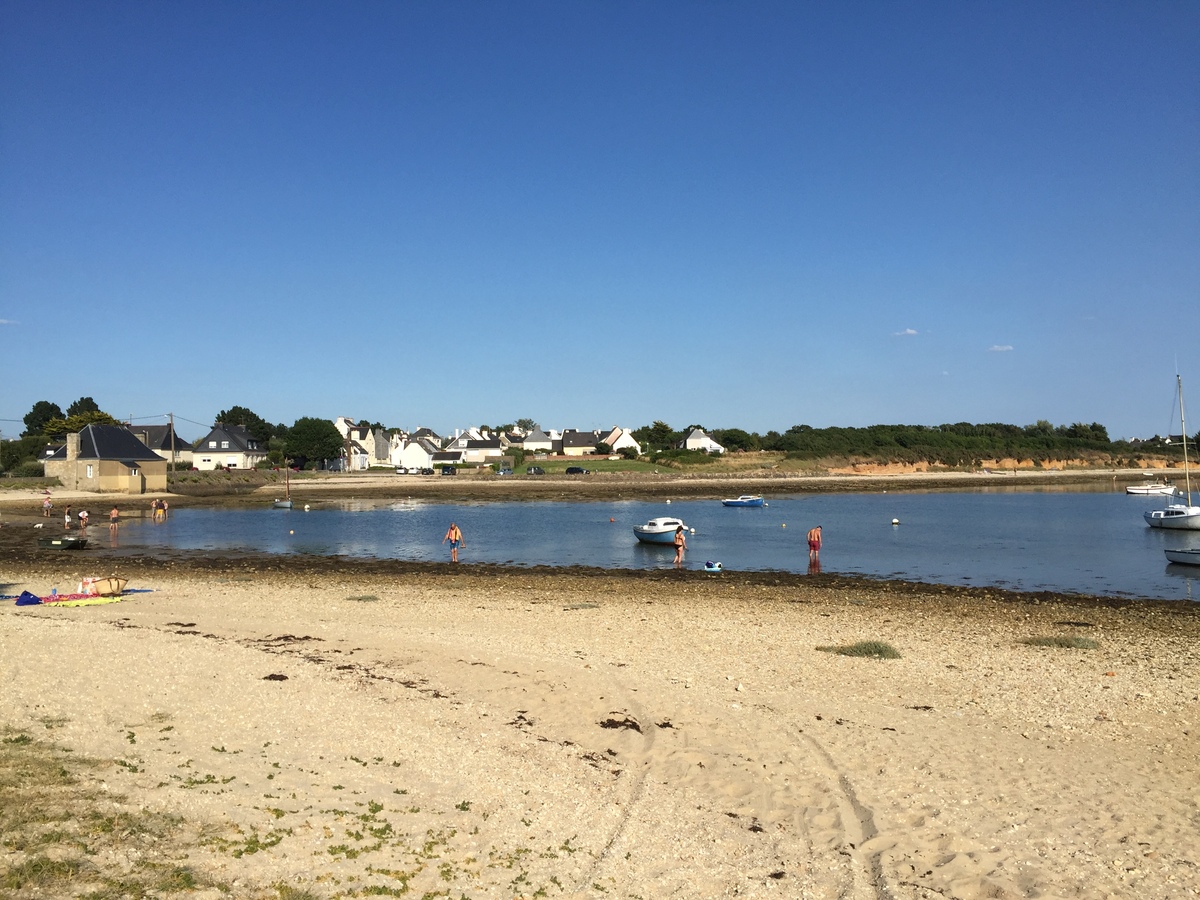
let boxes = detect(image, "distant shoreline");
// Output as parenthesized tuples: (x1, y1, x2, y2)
(0, 465, 1178, 514)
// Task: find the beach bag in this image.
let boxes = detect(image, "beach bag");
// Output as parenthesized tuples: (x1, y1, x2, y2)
(15, 591, 41, 606)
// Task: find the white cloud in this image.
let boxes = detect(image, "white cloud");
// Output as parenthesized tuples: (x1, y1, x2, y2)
(894, 328, 918, 336)
(0, 319, 16, 325)
(988, 344, 1014, 352)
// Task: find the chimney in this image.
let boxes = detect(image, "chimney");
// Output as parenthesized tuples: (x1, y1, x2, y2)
(66, 433, 79, 461)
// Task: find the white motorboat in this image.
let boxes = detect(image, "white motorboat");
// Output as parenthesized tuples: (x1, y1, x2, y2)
(1164, 548, 1200, 566)
(1126, 481, 1177, 495)
(633, 517, 687, 545)
(1144, 376, 1200, 531)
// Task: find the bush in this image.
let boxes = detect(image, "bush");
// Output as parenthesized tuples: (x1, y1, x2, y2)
(9, 461, 44, 478)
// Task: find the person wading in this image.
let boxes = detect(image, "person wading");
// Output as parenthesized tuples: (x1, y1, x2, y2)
(442, 522, 465, 562)
(807, 524, 822, 561)
(673, 525, 687, 567)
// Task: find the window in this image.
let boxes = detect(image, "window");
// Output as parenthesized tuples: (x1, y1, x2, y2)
(221, 441, 229, 449)
(208, 441, 217, 448)
(130, 468, 138, 476)
(86, 464, 93, 478)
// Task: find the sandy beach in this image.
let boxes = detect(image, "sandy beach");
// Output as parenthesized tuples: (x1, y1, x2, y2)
(3, 544, 1199, 899)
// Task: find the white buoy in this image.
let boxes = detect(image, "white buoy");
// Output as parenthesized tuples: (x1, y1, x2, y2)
(690, 527, 696, 534)
(304, 504, 311, 511)
(892, 518, 900, 526)
(666, 499, 671, 504)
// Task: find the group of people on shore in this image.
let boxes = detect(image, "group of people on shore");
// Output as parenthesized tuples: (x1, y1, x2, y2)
(41, 495, 165, 531)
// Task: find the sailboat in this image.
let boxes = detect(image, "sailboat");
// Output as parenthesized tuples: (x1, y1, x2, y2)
(1145, 375, 1200, 530)
(273, 462, 294, 509)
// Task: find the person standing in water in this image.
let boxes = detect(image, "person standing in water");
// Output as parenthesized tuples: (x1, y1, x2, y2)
(673, 525, 687, 567)
(442, 522, 465, 562)
(807, 524, 822, 561)
(110, 506, 120, 530)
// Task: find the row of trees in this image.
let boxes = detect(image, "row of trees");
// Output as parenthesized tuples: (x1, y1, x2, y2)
(632, 419, 1199, 466)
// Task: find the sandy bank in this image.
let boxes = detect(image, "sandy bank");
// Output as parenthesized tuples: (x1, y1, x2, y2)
(2, 559, 1198, 899)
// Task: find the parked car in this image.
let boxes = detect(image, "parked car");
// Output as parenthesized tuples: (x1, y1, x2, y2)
(496, 467, 513, 476)
(526, 466, 545, 476)
(441, 465, 457, 476)
(565, 466, 591, 475)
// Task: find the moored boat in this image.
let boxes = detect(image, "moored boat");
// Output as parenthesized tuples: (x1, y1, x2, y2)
(1164, 548, 1200, 566)
(721, 495, 765, 507)
(633, 517, 687, 544)
(1144, 376, 1200, 530)
(1126, 481, 1177, 495)
(37, 535, 88, 550)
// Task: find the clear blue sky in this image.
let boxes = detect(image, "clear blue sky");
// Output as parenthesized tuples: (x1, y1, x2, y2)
(2, 1, 1197, 442)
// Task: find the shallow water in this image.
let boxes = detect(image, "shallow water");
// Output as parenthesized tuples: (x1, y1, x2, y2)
(105, 490, 1200, 602)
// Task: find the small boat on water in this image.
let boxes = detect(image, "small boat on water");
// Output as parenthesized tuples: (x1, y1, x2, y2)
(1164, 548, 1200, 566)
(721, 495, 765, 507)
(273, 463, 294, 509)
(634, 517, 687, 544)
(1127, 481, 1177, 495)
(37, 535, 88, 550)
(1144, 375, 1200, 531)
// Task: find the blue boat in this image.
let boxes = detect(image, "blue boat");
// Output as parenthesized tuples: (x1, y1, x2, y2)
(721, 495, 765, 508)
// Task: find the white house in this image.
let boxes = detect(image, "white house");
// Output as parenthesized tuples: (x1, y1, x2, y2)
(680, 428, 725, 454)
(393, 437, 440, 471)
(521, 427, 553, 454)
(193, 423, 269, 470)
(600, 426, 642, 456)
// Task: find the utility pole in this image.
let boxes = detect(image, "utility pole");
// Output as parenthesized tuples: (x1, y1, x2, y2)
(169, 413, 177, 474)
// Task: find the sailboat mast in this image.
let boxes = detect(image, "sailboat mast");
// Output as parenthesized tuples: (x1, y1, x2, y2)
(1180, 374, 1192, 504)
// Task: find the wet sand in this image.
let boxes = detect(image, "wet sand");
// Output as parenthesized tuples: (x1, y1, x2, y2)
(3, 538, 1199, 898)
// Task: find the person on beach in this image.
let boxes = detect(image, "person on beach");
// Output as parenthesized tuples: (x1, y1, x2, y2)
(807, 525, 822, 560)
(42, 497, 52, 517)
(64, 505, 72, 529)
(110, 506, 119, 530)
(673, 525, 687, 567)
(78, 510, 89, 529)
(442, 522, 465, 562)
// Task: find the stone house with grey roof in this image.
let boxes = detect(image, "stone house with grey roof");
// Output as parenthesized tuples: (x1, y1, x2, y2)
(43, 424, 168, 493)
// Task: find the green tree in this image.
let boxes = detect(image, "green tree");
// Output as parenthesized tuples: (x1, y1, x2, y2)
(712, 428, 759, 451)
(516, 418, 536, 432)
(216, 406, 275, 443)
(286, 417, 344, 467)
(633, 421, 678, 451)
(66, 396, 100, 417)
(23, 400, 64, 436)
(43, 410, 122, 440)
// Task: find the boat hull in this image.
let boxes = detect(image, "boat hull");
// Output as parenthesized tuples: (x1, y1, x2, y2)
(722, 496, 764, 507)
(273, 500, 294, 509)
(1164, 548, 1200, 565)
(634, 529, 680, 544)
(1126, 484, 1176, 495)
(37, 536, 88, 550)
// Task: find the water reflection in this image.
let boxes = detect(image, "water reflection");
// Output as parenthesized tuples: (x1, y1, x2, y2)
(103, 491, 1200, 602)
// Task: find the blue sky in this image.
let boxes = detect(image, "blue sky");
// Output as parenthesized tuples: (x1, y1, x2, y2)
(2, 2, 1197, 442)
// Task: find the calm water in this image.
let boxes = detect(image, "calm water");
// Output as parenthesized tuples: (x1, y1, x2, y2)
(102, 490, 1200, 602)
